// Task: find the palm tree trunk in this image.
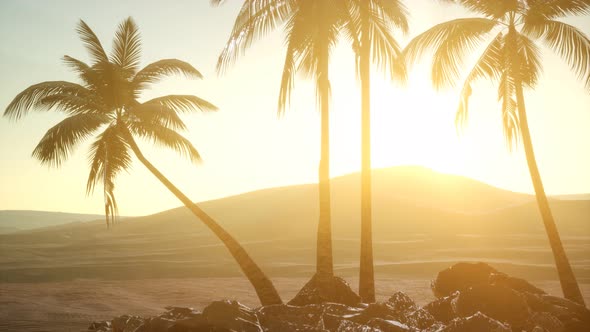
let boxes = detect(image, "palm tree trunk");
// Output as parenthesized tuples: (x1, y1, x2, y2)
(514, 81, 585, 306)
(125, 134, 283, 306)
(358, 18, 376, 303)
(316, 46, 334, 278)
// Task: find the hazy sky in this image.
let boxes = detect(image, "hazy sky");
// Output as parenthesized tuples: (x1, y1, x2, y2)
(0, 0, 589, 216)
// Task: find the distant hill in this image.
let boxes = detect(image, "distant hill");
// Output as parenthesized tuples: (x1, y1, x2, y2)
(553, 194, 590, 201)
(0, 210, 104, 233)
(0, 166, 588, 283)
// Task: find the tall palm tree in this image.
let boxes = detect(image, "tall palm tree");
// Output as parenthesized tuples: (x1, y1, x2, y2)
(214, 0, 349, 283)
(345, 0, 409, 303)
(403, 0, 590, 305)
(3, 17, 282, 306)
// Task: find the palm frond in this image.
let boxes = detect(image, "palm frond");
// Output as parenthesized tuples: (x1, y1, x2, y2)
(142, 95, 217, 113)
(4, 81, 91, 120)
(216, 0, 295, 74)
(523, 18, 590, 90)
(455, 31, 505, 130)
(111, 17, 142, 74)
(403, 18, 497, 88)
(278, 41, 298, 115)
(128, 103, 187, 131)
(516, 33, 543, 87)
(86, 125, 133, 226)
(76, 20, 109, 65)
(430, 18, 498, 89)
(526, 0, 590, 19)
(277, 3, 311, 115)
(62, 55, 101, 89)
(439, 0, 519, 19)
(294, 0, 342, 80)
(129, 122, 201, 163)
(370, 0, 409, 34)
(366, 6, 407, 83)
(133, 59, 203, 91)
(497, 71, 519, 150)
(39, 93, 106, 116)
(33, 113, 108, 167)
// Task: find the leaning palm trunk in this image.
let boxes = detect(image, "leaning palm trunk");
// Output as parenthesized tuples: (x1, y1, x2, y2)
(317, 51, 334, 278)
(514, 81, 585, 306)
(358, 21, 376, 303)
(125, 133, 282, 306)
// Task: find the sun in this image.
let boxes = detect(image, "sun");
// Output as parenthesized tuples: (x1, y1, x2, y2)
(351, 68, 471, 176)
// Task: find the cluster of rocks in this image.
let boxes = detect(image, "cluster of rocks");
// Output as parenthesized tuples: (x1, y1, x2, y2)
(88, 263, 590, 331)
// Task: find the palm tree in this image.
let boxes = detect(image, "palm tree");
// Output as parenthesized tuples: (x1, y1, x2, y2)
(345, 0, 409, 303)
(3, 17, 282, 306)
(214, 0, 350, 285)
(403, 0, 589, 305)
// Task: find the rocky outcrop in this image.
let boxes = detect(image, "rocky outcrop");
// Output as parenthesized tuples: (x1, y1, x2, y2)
(288, 273, 362, 307)
(88, 263, 590, 332)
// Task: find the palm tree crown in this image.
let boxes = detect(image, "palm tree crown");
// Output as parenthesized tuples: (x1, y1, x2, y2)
(405, 0, 589, 146)
(4, 18, 216, 226)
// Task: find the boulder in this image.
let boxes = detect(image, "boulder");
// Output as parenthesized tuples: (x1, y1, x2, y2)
(135, 317, 176, 332)
(387, 292, 418, 315)
(288, 273, 361, 307)
(452, 284, 531, 329)
(366, 318, 412, 332)
(112, 315, 144, 332)
(424, 294, 457, 323)
(432, 262, 498, 297)
(349, 302, 401, 324)
(201, 300, 262, 332)
(88, 321, 112, 332)
(257, 304, 326, 331)
(332, 319, 380, 332)
(527, 312, 565, 332)
(405, 308, 437, 330)
(489, 273, 546, 295)
(441, 312, 512, 332)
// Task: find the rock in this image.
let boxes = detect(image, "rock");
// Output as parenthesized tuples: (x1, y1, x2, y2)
(366, 318, 412, 332)
(135, 317, 176, 332)
(349, 302, 401, 324)
(432, 262, 498, 298)
(88, 321, 111, 331)
(332, 319, 380, 332)
(257, 304, 325, 331)
(288, 273, 361, 307)
(522, 293, 590, 330)
(452, 284, 530, 329)
(528, 312, 565, 332)
(405, 308, 437, 330)
(112, 315, 144, 332)
(424, 294, 457, 323)
(163, 306, 198, 319)
(441, 312, 512, 332)
(201, 300, 262, 332)
(387, 292, 418, 315)
(490, 273, 546, 295)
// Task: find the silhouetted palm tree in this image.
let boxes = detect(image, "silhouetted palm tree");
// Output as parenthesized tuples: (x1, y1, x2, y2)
(403, 0, 589, 305)
(345, 0, 409, 303)
(3, 17, 282, 306)
(214, 0, 350, 283)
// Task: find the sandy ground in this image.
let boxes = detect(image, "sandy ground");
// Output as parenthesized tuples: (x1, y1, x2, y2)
(1, 277, 589, 332)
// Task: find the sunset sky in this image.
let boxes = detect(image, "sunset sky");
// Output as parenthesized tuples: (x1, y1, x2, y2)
(0, 0, 589, 216)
